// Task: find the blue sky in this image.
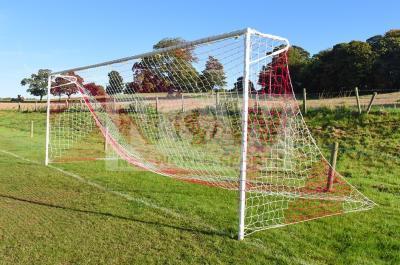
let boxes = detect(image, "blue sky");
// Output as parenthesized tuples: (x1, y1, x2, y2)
(0, 0, 398, 98)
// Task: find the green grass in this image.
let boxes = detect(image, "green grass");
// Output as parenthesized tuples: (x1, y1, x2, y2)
(0, 108, 399, 264)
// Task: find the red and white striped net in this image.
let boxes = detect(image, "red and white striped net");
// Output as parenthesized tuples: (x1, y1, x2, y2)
(48, 30, 374, 237)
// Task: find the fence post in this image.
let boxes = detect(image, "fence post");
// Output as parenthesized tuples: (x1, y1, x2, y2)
(215, 91, 219, 109)
(155, 96, 159, 113)
(181, 94, 184, 112)
(104, 127, 108, 152)
(366, 92, 377, 114)
(355, 87, 362, 114)
(18, 102, 21, 112)
(30, 121, 34, 138)
(35, 101, 37, 112)
(326, 142, 339, 192)
(255, 93, 259, 110)
(303, 88, 307, 114)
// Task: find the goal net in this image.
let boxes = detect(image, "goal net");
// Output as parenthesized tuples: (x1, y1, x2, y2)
(46, 28, 375, 239)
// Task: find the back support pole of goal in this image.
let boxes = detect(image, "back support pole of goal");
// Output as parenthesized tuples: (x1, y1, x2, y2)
(238, 28, 251, 240)
(45, 76, 51, 166)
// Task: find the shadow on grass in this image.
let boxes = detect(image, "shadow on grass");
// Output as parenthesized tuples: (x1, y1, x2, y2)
(0, 193, 233, 239)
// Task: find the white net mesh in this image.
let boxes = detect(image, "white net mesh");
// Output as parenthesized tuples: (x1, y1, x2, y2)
(48, 29, 374, 238)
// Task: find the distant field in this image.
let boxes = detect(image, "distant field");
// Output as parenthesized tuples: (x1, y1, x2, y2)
(0, 108, 399, 264)
(1, 91, 399, 111)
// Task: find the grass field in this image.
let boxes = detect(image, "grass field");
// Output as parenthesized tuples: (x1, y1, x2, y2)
(0, 107, 399, 264)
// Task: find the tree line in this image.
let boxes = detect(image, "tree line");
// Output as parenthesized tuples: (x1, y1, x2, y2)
(288, 29, 400, 96)
(21, 29, 399, 100)
(20, 37, 228, 100)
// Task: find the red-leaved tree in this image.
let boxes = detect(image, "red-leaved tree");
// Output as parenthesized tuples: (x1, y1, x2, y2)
(83, 82, 106, 97)
(51, 71, 84, 98)
(258, 52, 291, 95)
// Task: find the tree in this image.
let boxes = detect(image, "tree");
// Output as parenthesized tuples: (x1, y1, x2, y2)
(200, 56, 227, 91)
(368, 30, 400, 90)
(20, 69, 51, 101)
(129, 61, 169, 93)
(84, 83, 106, 97)
(287, 46, 311, 92)
(232, 76, 255, 92)
(257, 52, 292, 95)
(124, 82, 136, 94)
(106, 71, 124, 94)
(153, 37, 199, 92)
(131, 37, 200, 93)
(303, 41, 375, 94)
(51, 72, 84, 98)
(153, 37, 196, 62)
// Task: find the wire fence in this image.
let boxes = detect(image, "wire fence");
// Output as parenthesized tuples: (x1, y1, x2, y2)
(1, 88, 400, 112)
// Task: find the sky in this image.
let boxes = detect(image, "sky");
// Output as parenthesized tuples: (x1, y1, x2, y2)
(0, 0, 399, 98)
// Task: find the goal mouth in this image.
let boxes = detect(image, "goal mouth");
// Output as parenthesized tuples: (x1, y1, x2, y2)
(45, 28, 374, 239)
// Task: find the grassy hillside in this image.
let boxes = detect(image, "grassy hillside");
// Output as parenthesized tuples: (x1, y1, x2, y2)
(0, 108, 398, 265)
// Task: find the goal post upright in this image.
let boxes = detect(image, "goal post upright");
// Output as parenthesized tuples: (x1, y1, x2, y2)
(238, 28, 251, 240)
(45, 75, 52, 166)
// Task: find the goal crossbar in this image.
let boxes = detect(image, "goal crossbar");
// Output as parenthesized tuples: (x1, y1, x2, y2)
(51, 28, 289, 76)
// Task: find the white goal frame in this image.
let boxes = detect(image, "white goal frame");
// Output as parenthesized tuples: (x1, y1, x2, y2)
(45, 28, 373, 240)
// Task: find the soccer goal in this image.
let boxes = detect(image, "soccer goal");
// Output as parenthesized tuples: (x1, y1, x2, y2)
(45, 28, 374, 240)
